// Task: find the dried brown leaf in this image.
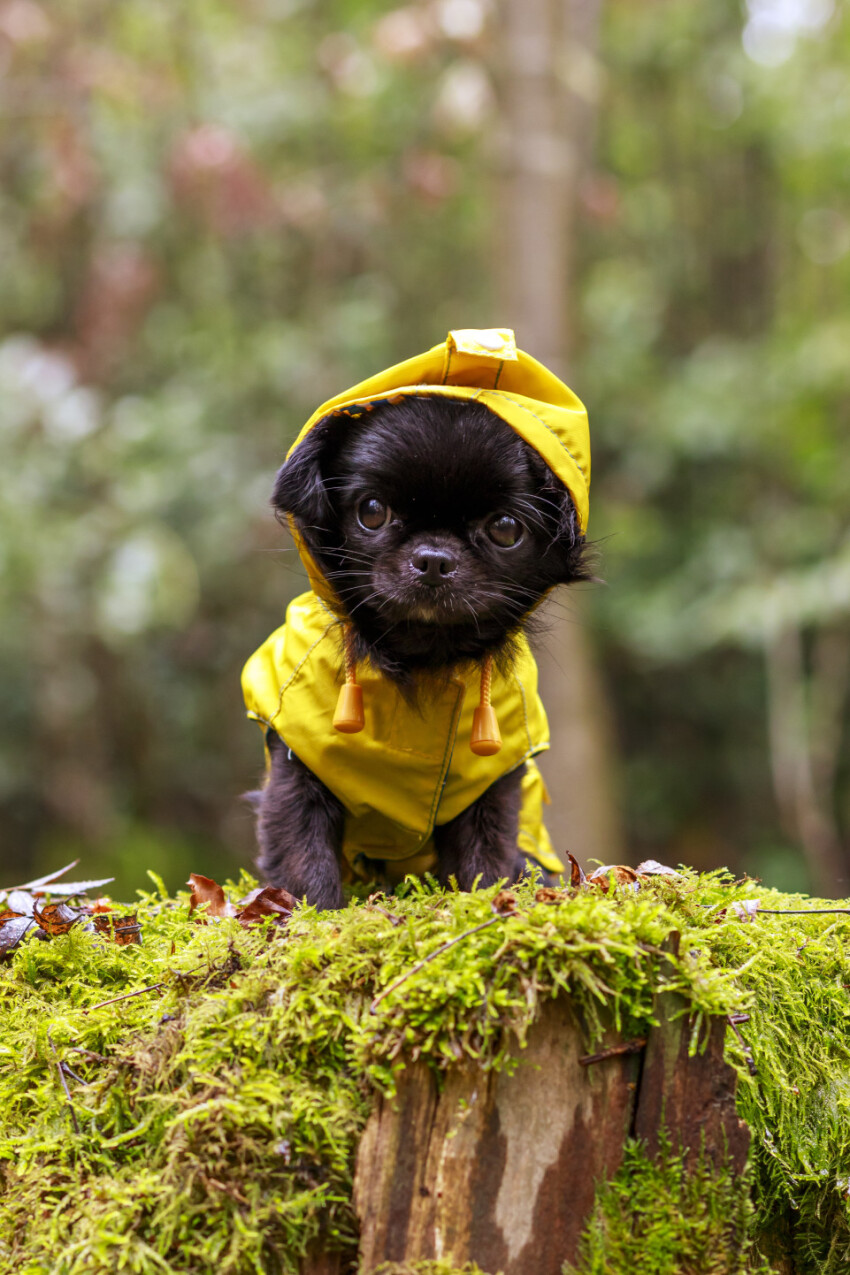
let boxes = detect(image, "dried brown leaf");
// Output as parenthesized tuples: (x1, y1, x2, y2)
(33, 901, 85, 935)
(566, 852, 587, 888)
(237, 886, 297, 928)
(93, 912, 142, 945)
(491, 889, 519, 916)
(187, 873, 237, 919)
(588, 864, 640, 893)
(534, 887, 569, 904)
(236, 886, 265, 909)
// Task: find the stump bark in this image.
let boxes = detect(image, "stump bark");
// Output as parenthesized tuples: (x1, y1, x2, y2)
(354, 976, 749, 1273)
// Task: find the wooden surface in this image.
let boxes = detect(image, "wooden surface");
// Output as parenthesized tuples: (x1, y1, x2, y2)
(354, 983, 750, 1274)
(355, 998, 641, 1275)
(634, 937, 750, 1174)
(299, 1249, 347, 1275)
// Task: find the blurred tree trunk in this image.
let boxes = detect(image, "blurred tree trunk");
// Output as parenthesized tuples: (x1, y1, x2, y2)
(765, 626, 849, 896)
(491, 0, 623, 864)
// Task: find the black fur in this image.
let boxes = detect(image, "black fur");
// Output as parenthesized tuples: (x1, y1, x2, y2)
(433, 766, 526, 890)
(255, 733, 346, 911)
(254, 396, 588, 905)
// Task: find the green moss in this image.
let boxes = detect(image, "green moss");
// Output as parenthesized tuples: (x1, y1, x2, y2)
(565, 1139, 772, 1275)
(1, 869, 850, 1272)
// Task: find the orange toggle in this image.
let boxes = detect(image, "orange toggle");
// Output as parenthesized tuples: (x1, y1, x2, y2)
(334, 682, 364, 733)
(470, 654, 502, 755)
(334, 626, 365, 733)
(471, 704, 502, 755)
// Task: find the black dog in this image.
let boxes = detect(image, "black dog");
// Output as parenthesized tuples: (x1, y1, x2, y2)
(250, 395, 588, 908)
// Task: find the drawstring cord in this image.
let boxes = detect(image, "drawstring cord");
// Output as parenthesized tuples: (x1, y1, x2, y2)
(333, 627, 501, 754)
(333, 626, 365, 733)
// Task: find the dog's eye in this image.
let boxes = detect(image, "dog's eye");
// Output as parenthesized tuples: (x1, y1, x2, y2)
(357, 497, 392, 531)
(487, 514, 523, 548)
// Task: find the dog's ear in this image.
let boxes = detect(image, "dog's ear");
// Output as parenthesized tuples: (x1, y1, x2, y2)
(548, 479, 581, 548)
(271, 420, 335, 532)
(541, 476, 591, 584)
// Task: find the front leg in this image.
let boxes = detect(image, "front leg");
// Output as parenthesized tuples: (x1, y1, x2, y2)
(434, 765, 525, 891)
(254, 733, 345, 910)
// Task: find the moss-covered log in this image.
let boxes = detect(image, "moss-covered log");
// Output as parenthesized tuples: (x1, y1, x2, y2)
(2, 871, 850, 1273)
(354, 933, 749, 1273)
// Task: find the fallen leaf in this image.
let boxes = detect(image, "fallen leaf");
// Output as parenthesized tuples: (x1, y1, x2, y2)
(0, 916, 35, 956)
(491, 889, 519, 916)
(236, 886, 265, 909)
(33, 878, 115, 898)
(187, 873, 237, 919)
(4, 890, 36, 917)
(93, 912, 142, 945)
(237, 886, 297, 928)
(7, 860, 80, 892)
(566, 852, 586, 888)
(33, 901, 85, 936)
(635, 860, 682, 878)
(534, 887, 569, 904)
(588, 865, 640, 893)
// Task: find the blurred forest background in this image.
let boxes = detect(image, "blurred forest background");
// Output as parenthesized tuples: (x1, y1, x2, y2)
(1, 0, 848, 899)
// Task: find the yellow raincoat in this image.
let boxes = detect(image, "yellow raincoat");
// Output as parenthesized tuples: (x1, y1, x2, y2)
(242, 329, 591, 885)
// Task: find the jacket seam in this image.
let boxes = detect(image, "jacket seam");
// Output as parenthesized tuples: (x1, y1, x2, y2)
(425, 681, 465, 835)
(483, 388, 587, 480)
(513, 671, 534, 753)
(267, 621, 336, 729)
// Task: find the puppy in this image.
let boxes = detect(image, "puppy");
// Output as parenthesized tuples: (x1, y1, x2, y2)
(242, 329, 591, 909)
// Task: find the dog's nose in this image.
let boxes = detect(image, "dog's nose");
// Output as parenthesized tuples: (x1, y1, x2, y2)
(411, 547, 457, 586)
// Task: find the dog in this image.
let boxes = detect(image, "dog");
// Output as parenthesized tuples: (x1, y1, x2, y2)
(242, 329, 591, 909)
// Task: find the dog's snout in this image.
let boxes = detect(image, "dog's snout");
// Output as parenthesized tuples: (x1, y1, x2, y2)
(411, 546, 457, 586)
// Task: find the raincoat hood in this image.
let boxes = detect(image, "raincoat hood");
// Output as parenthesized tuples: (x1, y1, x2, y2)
(288, 327, 590, 604)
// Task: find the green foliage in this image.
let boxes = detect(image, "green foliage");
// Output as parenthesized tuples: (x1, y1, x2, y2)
(4, 872, 850, 1271)
(565, 1139, 771, 1275)
(697, 897, 850, 1272)
(0, 0, 490, 894)
(585, 0, 850, 874)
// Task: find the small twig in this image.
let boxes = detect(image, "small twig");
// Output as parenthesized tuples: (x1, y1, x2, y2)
(370, 915, 504, 1014)
(579, 1037, 647, 1067)
(47, 1032, 80, 1135)
(84, 983, 164, 1013)
(60, 1062, 89, 1086)
(727, 1015, 758, 1075)
(728, 1013, 751, 1025)
(67, 1046, 108, 1063)
(168, 960, 210, 989)
(364, 903, 403, 927)
(757, 908, 850, 915)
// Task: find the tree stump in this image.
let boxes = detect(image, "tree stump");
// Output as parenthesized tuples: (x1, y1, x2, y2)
(354, 975, 749, 1273)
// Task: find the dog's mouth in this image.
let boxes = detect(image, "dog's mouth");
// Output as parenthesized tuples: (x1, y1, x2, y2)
(384, 592, 471, 625)
(406, 599, 466, 624)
